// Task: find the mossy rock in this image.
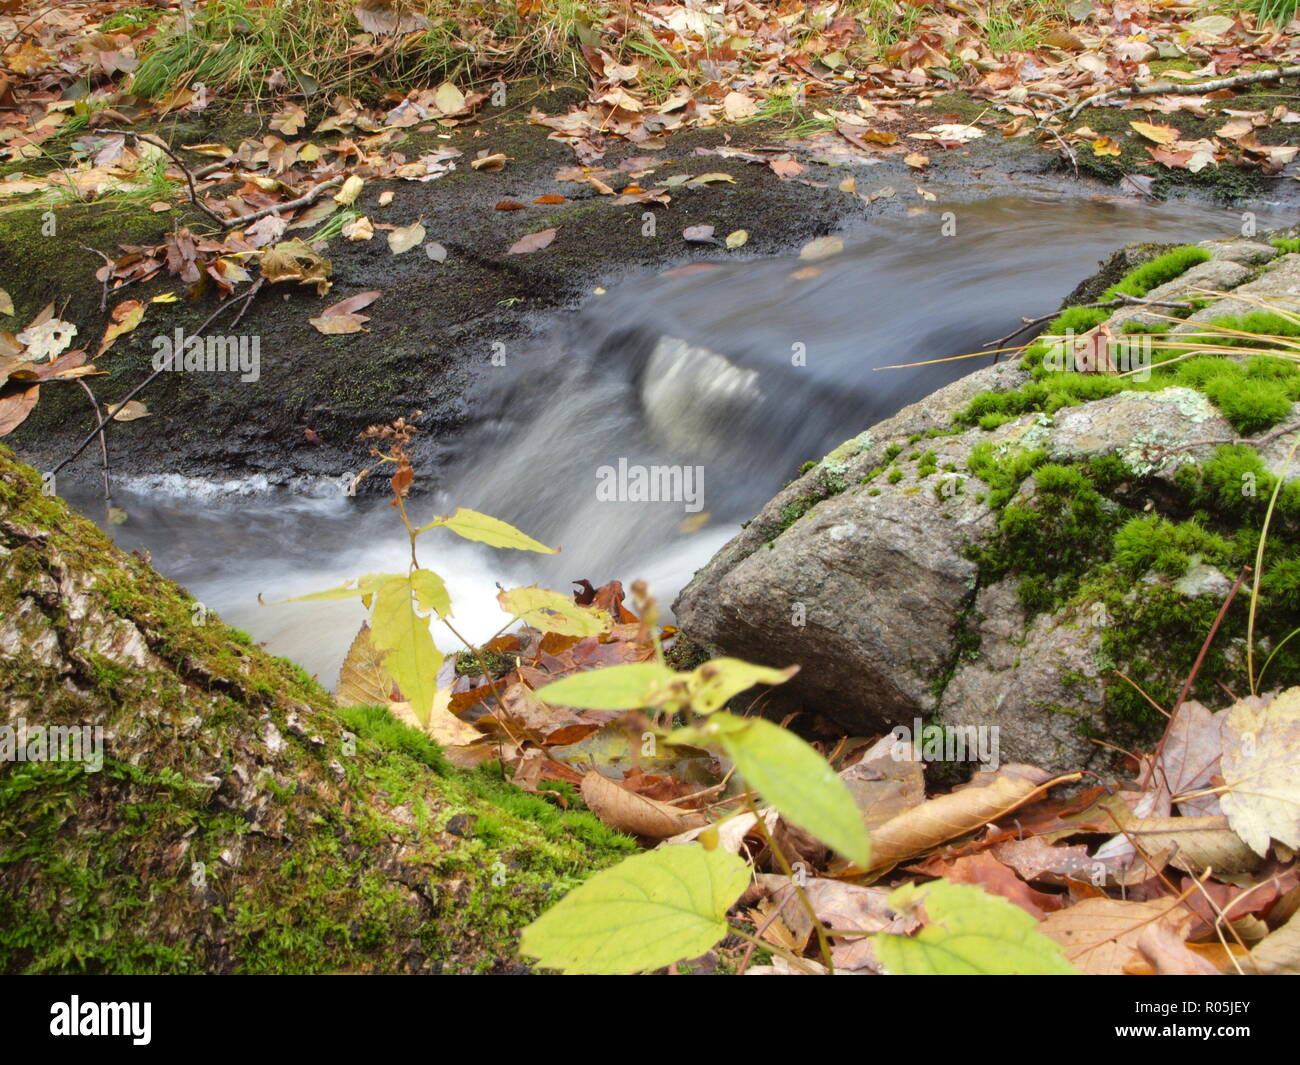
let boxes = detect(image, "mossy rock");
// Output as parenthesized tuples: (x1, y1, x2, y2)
(0, 446, 633, 973)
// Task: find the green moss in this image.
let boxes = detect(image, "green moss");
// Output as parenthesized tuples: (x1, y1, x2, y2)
(1272, 238, 1300, 255)
(967, 460, 1119, 616)
(1101, 245, 1210, 300)
(966, 442, 1047, 509)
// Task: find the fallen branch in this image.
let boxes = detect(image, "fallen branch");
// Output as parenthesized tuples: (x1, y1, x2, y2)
(1143, 419, 1300, 459)
(99, 130, 342, 231)
(1059, 64, 1300, 120)
(224, 176, 344, 229)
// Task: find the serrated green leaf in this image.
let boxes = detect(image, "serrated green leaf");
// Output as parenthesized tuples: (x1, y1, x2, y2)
(284, 572, 399, 602)
(519, 844, 748, 974)
(410, 568, 451, 619)
(874, 880, 1077, 975)
(497, 585, 611, 637)
(422, 507, 557, 553)
(534, 661, 682, 710)
(709, 712, 870, 867)
(688, 657, 798, 714)
(370, 575, 442, 723)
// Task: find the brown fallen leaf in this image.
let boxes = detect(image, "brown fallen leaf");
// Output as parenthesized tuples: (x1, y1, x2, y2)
(1249, 906, 1300, 974)
(495, 199, 527, 211)
(106, 399, 149, 421)
(309, 313, 367, 334)
(533, 193, 567, 204)
(471, 152, 508, 172)
(0, 383, 38, 435)
(319, 290, 382, 317)
(580, 769, 707, 838)
(1220, 687, 1300, 857)
(508, 227, 558, 254)
(388, 220, 426, 254)
(1039, 896, 1193, 975)
(863, 769, 1050, 872)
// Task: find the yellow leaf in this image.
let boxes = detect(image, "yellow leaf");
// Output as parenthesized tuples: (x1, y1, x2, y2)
(497, 585, 611, 637)
(1129, 121, 1179, 145)
(334, 174, 364, 205)
(388, 220, 425, 254)
(106, 399, 149, 421)
(423, 506, 557, 552)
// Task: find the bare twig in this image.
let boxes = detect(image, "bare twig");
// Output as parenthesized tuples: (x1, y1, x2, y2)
(74, 377, 112, 506)
(223, 176, 344, 229)
(80, 245, 112, 313)
(987, 294, 1195, 352)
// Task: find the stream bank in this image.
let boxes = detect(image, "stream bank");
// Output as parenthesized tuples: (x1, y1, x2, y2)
(6, 88, 1297, 491)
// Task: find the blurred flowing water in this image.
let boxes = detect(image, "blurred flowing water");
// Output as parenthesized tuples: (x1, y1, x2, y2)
(63, 195, 1290, 683)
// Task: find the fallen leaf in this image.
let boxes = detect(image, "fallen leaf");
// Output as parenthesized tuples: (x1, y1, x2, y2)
(1130, 120, 1180, 145)
(388, 220, 426, 254)
(682, 224, 716, 243)
(507, 227, 558, 254)
(1040, 896, 1193, 975)
(495, 199, 527, 211)
(799, 236, 844, 260)
(1221, 688, 1300, 856)
(334, 174, 364, 205)
(0, 384, 38, 435)
(309, 313, 367, 334)
(725, 229, 748, 249)
(342, 216, 374, 241)
(106, 399, 149, 421)
(97, 300, 145, 355)
(581, 770, 707, 838)
(471, 152, 508, 172)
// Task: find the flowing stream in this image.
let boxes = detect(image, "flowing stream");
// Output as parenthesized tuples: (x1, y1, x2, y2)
(63, 194, 1291, 683)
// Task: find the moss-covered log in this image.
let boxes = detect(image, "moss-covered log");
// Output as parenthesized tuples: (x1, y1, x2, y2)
(0, 446, 633, 973)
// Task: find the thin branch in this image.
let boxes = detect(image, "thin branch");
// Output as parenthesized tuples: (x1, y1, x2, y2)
(80, 245, 112, 313)
(74, 377, 112, 507)
(1059, 64, 1300, 120)
(987, 294, 1194, 351)
(223, 176, 344, 229)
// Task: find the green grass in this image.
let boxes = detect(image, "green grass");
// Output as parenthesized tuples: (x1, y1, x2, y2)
(1252, 0, 1299, 26)
(132, 0, 603, 101)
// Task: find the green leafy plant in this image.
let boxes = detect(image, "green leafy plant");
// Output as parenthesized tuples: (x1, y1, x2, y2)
(281, 418, 598, 724)
(519, 608, 1074, 976)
